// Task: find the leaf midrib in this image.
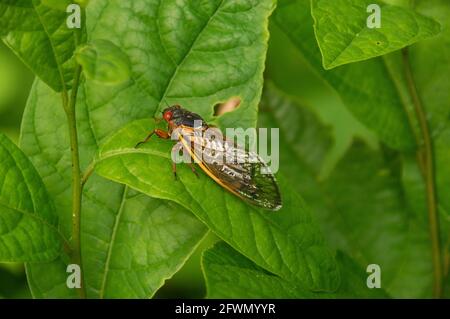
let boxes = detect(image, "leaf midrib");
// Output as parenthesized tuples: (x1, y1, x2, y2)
(98, 185, 128, 298)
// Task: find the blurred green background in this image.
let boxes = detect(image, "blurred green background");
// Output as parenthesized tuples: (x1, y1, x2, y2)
(0, 18, 375, 298)
(0, 41, 34, 143)
(0, 41, 34, 298)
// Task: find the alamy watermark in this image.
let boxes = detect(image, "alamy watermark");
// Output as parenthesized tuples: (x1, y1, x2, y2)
(367, 4, 382, 29)
(366, 264, 381, 289)
(66, 4, 81, 29)
(169, 120, 280, 175)
(66, 264, 81, 289)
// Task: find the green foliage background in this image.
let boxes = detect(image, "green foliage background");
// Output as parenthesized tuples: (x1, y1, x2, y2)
(0, 0, 449, 299)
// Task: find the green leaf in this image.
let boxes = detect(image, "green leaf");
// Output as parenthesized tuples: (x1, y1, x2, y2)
(260, 84, 433, 298)
(93, 118, 340, 292)
(203, 241, 388, 298)
(273, 0, 415, 151)
(0, 0, 77, 91)
(26, 259, 78, 298)
(41, 0, 72, 11)
(75, 0, 89, 9)
(82, 0, 276, 131)
(95, 190, 207, 299)
(20, 81, 207, 298)
(0, 133, 63, 262)
(75, 39, 131, 85)
(203, 241, 311, 298)
(20, 0, 278, 298)
(311, 0, 441, 69)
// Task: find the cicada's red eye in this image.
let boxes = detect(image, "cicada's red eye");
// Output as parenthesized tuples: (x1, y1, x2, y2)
(163, 111, 173, 122)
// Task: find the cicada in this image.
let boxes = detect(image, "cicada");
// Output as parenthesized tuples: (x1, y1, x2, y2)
(135, 105, 282, 211)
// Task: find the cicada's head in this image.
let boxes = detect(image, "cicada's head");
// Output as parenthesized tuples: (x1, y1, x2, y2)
(162, 105, 182, 123)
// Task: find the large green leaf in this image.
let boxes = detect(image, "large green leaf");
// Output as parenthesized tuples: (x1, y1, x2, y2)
(0, 0, 77, 91)
(26, 259, 77, 298)
(93, 118, 340, 292)
(259, 84, 433, 298)
(94, 190, 208, 299)
(203, 241, 314, 298)
(311, 0, 441, 69)
(272, 0, 415, 151)
(203, 241, 388, 298)
(40, 0, 72, 11)
(75, 39, 131, 85)
(0, 133, 63, 262)
(19, 0, 278, 298)
(84, 0, 276, 132)
(20, 80, 207, 298)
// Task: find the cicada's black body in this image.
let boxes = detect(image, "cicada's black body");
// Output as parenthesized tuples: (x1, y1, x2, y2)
(163, 106, 207, 130)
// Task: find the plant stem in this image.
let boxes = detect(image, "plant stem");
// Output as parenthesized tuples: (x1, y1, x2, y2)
(445, 240, 450, 277)
(402, 48, 443, 298)
(81, 160, 96, 188)
(63, 64, 86, 298)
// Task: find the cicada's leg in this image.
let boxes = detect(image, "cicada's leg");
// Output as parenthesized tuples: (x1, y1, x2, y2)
(172, 162, 178, 180)
(187, 163, 199, 178)
(135, 129, 170, 148)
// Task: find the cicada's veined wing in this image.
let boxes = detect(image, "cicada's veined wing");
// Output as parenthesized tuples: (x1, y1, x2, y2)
(204, 157, 282, 211)
(178, 127, 282, 211)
